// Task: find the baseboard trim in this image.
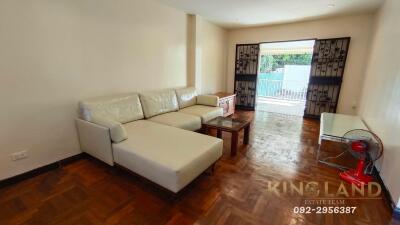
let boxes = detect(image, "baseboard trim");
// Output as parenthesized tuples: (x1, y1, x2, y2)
(394, 207, 400, 220)
(373, 166, 396, 210)
(0, 153, 84, 189)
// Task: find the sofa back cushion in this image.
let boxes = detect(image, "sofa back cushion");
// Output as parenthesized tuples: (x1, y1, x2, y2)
(79, 93, 144, 123)
(175, 87, 197, 109)
(140, 89, 179, 118)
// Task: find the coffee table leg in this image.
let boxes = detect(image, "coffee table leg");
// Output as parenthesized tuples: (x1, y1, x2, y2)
(244, 125, 250, 145)
(217, 129, 222, 138)
(231, 131, 238, 156)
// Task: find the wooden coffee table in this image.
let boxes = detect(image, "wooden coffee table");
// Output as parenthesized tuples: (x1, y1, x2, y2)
(202, 116, 251, 156)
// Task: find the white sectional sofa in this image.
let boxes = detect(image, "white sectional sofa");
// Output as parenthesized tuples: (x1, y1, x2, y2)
(76, 87, 224, 193)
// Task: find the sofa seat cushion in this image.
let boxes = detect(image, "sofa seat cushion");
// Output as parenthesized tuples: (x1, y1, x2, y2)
(148, 112, 201, 131)
(112, 120, 223, 193)
(179, 105, 223, 123)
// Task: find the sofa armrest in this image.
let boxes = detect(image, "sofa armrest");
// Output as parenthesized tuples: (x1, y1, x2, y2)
(90, 117, 128, 143)
(75, 118, 114, 165)
(197, 95, 219, 107)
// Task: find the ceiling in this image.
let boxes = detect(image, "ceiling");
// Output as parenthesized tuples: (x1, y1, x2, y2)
(155, 0, 384, 29)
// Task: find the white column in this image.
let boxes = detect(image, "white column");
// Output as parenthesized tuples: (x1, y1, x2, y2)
(186, 14, 202, 93)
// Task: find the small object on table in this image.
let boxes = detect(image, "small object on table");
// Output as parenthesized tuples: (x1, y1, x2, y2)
(213, 92, 236, 117)
(203, 116, 250, 156)
(318, 112, 368, 170)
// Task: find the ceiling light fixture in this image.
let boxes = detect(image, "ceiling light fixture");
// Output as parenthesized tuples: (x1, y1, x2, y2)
(328, 4, 335, 8)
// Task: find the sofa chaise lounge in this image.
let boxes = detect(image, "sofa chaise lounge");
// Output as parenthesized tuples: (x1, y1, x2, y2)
(76, 87, 224, 193)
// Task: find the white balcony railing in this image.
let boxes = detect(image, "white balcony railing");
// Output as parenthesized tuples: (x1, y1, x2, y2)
(257, 79, 308, 101)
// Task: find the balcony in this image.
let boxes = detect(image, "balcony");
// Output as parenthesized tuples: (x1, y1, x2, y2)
(256, 79, 307, 116)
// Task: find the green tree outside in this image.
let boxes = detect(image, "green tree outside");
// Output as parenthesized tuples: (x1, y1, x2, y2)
(259, 53, 312, 73)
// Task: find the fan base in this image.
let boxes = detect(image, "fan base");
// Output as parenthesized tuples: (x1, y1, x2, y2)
(339, 170, 373, 187)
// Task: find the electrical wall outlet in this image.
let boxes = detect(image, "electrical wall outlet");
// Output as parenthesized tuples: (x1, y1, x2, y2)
(11, 150, 28, 161)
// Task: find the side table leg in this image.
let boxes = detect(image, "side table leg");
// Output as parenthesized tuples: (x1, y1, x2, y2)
(244, 125, 250, 145)
(231, 131, 238, 156)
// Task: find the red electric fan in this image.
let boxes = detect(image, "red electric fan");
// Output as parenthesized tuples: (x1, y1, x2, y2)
(339, 129, 384, 187)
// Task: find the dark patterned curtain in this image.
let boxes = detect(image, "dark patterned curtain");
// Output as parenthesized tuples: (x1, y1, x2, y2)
(234, 44, 260, 110)
(304, 37, 351, 119)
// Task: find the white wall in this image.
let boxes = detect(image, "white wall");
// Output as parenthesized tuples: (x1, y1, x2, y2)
(187, 15, 228, 94)
(200, 19, 227, 94)
(283, 65, 311, 91)
(0, 0, 189, 180)
(358, 0, 400, 205)
(226, 14, 375, 114)
(186, 15, 197, 88)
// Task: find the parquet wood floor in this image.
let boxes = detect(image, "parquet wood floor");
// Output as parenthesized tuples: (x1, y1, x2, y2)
(0, 111, 397, 225)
